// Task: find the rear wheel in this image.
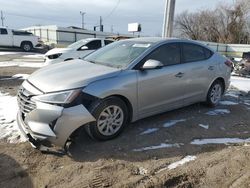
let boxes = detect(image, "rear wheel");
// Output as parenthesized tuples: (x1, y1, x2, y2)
(21, 42, 33, 52)
(206, 80, 224, 107)
(85, 97, 128, 140)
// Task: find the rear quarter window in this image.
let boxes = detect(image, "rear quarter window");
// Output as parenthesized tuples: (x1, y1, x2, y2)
(104, 40, 113, 45)
(182, 43, 213, 63)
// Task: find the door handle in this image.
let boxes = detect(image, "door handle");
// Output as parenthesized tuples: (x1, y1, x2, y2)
(208, 66, 214, 70)
(175, 72, 184, 78)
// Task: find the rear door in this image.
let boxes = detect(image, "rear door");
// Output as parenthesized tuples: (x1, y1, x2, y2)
(0, 28, 12, 46)
(137, 43, 188, 117)
(180, 43, 215, 104)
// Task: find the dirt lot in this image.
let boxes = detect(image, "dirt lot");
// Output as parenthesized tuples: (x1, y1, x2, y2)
(1, 52, 250, 188)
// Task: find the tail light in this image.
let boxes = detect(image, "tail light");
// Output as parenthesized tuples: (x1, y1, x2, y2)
(225, 60, 234, 72)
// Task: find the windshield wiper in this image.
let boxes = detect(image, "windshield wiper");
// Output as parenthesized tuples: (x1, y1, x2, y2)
(87, 60, 96, 64)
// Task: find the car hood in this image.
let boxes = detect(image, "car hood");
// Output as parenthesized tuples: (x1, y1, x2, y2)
(45, 48, 74, 56)
(28, 59, 121, 93)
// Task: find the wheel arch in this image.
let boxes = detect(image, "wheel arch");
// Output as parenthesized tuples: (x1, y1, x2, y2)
(21, 40, 33, 47)
(106, 94, 133, 123)
(68, 94, 134, 142)
(212, 77, 226, 94)
(206, 77, 226, 100)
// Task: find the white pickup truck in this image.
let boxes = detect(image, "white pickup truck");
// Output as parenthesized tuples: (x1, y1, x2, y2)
(0, 27, 40, 52)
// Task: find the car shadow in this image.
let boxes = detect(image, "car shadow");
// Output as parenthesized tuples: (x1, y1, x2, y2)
(0, 153, 34, 188)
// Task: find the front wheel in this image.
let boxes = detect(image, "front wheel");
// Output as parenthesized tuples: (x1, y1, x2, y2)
(21, 42, 33, 52)
(206, 80, 224, 107)
(85, 97, 128, 141)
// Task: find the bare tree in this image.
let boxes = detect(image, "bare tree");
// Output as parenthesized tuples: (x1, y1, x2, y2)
(175, 0, 250, 44)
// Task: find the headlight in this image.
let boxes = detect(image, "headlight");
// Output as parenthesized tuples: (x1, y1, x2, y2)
(47, 53, 62, 59)
(32, 89, 81, 104)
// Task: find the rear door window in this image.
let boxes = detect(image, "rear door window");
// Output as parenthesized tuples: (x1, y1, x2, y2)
(145, 43, 181, 66)
(182, 43, 213, 63)
(104, 40, 113, 45)
(85, 40, 102, 50)
(0, 28, 8, 35)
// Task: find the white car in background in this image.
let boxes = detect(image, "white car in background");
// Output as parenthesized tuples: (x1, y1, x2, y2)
(44, 38, 113, 65)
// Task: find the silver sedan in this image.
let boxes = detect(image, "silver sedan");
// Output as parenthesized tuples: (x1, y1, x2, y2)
(16, 37, 232, 151)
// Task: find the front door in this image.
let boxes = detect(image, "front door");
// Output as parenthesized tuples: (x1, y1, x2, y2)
(137, 43, 186, 117)
(0, 28, 12, 46)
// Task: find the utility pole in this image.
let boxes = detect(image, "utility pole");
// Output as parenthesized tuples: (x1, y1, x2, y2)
(80, 11, 86, 29)
(1, 11, 4, 26)
(100, 16, 103, 32)
(162, 0, 176, 38)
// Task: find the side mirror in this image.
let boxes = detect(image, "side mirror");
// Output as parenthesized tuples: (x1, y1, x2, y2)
(141, 59, 164, 70)
(79, 46, 88, 50)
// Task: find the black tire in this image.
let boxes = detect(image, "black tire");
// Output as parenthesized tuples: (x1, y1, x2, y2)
(85, 97, 128, 141)
(206, 80, 224, 107)
(21, 42, 33, 52)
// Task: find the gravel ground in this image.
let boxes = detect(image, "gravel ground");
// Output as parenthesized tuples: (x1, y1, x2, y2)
(1, 51, 250, 188)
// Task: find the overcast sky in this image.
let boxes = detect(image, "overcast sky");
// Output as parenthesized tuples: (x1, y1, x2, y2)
(0, 0, 234, 36)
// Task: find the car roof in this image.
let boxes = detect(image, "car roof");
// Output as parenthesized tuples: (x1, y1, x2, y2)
(125, 37, 192, 44)
(78, 38, 103, 42)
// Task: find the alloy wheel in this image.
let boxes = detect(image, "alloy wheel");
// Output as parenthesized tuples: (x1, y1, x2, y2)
(97, 105, 124, 136)
(210, 84, 222, 104)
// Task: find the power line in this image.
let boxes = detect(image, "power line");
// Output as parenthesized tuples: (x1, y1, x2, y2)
(104, 0, 121, 20)
(4, 12, 96, 26)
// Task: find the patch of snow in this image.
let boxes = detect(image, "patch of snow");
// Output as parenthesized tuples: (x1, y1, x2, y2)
(140, 128, 159, 135)
(0, 74, 30, 81)
(12, 74, 30, 79)
(220, 127, 226, 131)
(233, 58, 242, 62)
(225, 91, 240, 98)
(0, 52, 22, 56)
(191, 137, 250, 145)
(18, 62, 44, 68)
(0, 92, 26, 143)
(230, 76, 250, 92)
(0, 61, 44, 68)
(22, 54, 44, 58)
(168, 156, 197, 170)
(205, 109, 230, 116)
(0, 61, 18, 67)
(133, 143, 180, 152)
(244, 100, 250, 106)
(219, 101, 238, 105)
(163, 119, 186, 128)
(198, 124, 209, 129)
(138, 167, 148, 175)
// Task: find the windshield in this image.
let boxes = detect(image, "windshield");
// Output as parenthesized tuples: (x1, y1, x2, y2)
(68, 40, 88, 49)
(84, 40, 152, 68)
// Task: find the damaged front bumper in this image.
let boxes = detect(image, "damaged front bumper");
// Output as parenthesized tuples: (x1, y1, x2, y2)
(17, 98, 96, 150)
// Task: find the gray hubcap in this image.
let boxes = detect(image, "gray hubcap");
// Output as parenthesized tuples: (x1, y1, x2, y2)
(97, 105, 124, 136)
(210, 84, 222, 104)
(23, 44, 31, 51)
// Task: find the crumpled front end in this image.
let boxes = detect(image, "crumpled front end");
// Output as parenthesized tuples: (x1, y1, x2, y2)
(17, 80, 96, 149)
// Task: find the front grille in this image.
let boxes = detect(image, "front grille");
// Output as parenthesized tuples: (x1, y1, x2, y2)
(17, 87, 36, 116)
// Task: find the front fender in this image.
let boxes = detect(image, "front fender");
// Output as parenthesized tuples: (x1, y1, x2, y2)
(83, 70, 138, 122)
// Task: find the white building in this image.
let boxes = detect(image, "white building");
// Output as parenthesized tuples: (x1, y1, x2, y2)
(22, 25, 133, 47)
